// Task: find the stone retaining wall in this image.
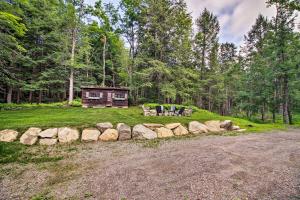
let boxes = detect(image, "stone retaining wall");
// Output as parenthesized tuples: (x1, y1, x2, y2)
(0, 120, 246, 145)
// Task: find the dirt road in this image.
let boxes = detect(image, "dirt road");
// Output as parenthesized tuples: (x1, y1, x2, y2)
(1, 130, 300, 200)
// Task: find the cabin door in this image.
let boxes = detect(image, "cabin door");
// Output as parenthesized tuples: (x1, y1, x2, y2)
(106, 91, 113, 107)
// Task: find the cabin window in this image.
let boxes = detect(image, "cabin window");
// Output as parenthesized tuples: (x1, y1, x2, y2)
(114, 93, 127, 100)
(86, 91, 103, 99)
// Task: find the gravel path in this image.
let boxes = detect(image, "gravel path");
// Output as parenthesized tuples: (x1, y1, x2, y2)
(1, 129, 300, 200)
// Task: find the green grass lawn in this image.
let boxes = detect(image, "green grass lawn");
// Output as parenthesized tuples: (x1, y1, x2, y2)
(1, 105, 299, 165)
(0, 106, 290, 132)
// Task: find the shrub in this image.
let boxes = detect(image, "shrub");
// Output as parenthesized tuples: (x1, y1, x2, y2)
(0, 100, 82, 110)
(70, 99, 82, 107)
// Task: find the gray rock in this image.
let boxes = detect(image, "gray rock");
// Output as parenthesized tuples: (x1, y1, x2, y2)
(173, 125, 189, 136)
(188, 121, 209, 134)
(165, 123, 181, 130)
(39, 128, 58, 138)
(58, 127, 79, 143)
(39, 138, 57, 146)
(156, 127, 174, 138)
(117, 123, 131, 140)
(96, 122, 113, 132)
(20, 127, 41, 145)
(82, 128, 101, 142)
(204, 120, 222, 132)
(232, 126, 241, 131)
(220, 120, 233, 130)
(143, 123, 164, 131)
(132, 125, 157, 140)
(0, 129, 18, 142)
(99, 129, 118, 141)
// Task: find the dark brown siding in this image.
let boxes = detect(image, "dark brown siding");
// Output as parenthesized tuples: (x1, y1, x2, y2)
(81, 88, 128, 108)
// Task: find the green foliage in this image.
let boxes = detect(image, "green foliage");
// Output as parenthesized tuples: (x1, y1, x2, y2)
(0, 100, 81, 111)
(0, 102, 65, 111)
(69, 98, 82, 107)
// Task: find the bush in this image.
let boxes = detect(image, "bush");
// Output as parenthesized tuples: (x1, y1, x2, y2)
(0, 103, 64, 111)
(0, 100, 82, 110)
(69, 99, 82, 107)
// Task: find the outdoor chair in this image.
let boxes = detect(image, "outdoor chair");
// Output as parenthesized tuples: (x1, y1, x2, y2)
(156, 106, 163, 116)
(169, 105, 176, 116)
(184, 108, 193, 117)
(176, 107, 185, 116)
(161, 105, 164, 114)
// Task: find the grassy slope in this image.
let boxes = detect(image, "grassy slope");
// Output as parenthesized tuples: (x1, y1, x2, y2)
(1, 106, 298, 165)
(0, 106, 288, 132)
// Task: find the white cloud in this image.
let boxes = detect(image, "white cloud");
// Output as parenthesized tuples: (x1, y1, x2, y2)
(186, 0, 277, 46)
(86, 0, 299, 46)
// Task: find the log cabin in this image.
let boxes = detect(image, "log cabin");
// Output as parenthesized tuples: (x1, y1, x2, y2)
(81, 86, 129, 108)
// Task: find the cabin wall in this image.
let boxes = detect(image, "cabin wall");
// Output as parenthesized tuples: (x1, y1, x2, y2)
(81, 88, 128, 108)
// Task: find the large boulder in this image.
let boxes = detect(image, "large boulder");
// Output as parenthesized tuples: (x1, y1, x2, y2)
(156, 127, 174, 138)
(99, 129, 118, 142)
(173, 125, 189, 136)
(117, 123, 131, 141)
(81, 128, 101, 142)
(39, 138, 57, 146)
(39, 128, 58, 138)
(58, 127, 79, 143)
(0, 129, 18, 142)
(132, 125, 157, 140)
(188, 121, 209, 134)
(232, 125, 241, 131)
(20, 127, 41, 145)
(165, 123, 181, 130)
(220, 120, 233, 130)
(204, 120, 223, 132)
(96, 122, 113, 132)
(143, 123, 164, 131)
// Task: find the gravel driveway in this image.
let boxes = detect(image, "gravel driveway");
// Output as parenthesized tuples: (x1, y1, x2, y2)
(1, 129, 300, 200)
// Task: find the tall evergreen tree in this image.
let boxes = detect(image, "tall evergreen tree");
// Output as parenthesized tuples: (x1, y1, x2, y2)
(194, 8, 220, 108)
(0, 0, 26, 103)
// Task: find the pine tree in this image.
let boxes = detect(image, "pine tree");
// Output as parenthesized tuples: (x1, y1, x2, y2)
(194, 8, 220, 108)
(0, 0, 26, 103)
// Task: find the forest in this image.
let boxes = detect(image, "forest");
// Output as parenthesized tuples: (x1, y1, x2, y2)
(0, 0, 299, 124)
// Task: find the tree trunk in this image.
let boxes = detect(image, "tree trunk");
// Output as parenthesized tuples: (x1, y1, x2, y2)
(208, 87, 212, 111)
(7, 86, 12, 103)
(17, 88, 20, 104)
(63, 87, 67, 100)
(272, 110, 276, 123)
(111, 54, 115, 88)
(282, 76, 290, 124)
(261, 102, 266, 122)
(102, 35, 106, 87)
(288, 105, 292, 124)
(69, 68, 74, 104)
(29, 91, 33, 103)
(68, 29, 76, 105)
(38, 90, 42, 104)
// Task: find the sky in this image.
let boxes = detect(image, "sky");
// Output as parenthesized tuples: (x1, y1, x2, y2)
(86, 0, 299, 46)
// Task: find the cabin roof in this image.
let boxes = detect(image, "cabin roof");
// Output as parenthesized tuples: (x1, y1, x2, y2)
(81, 86, 129, 91)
